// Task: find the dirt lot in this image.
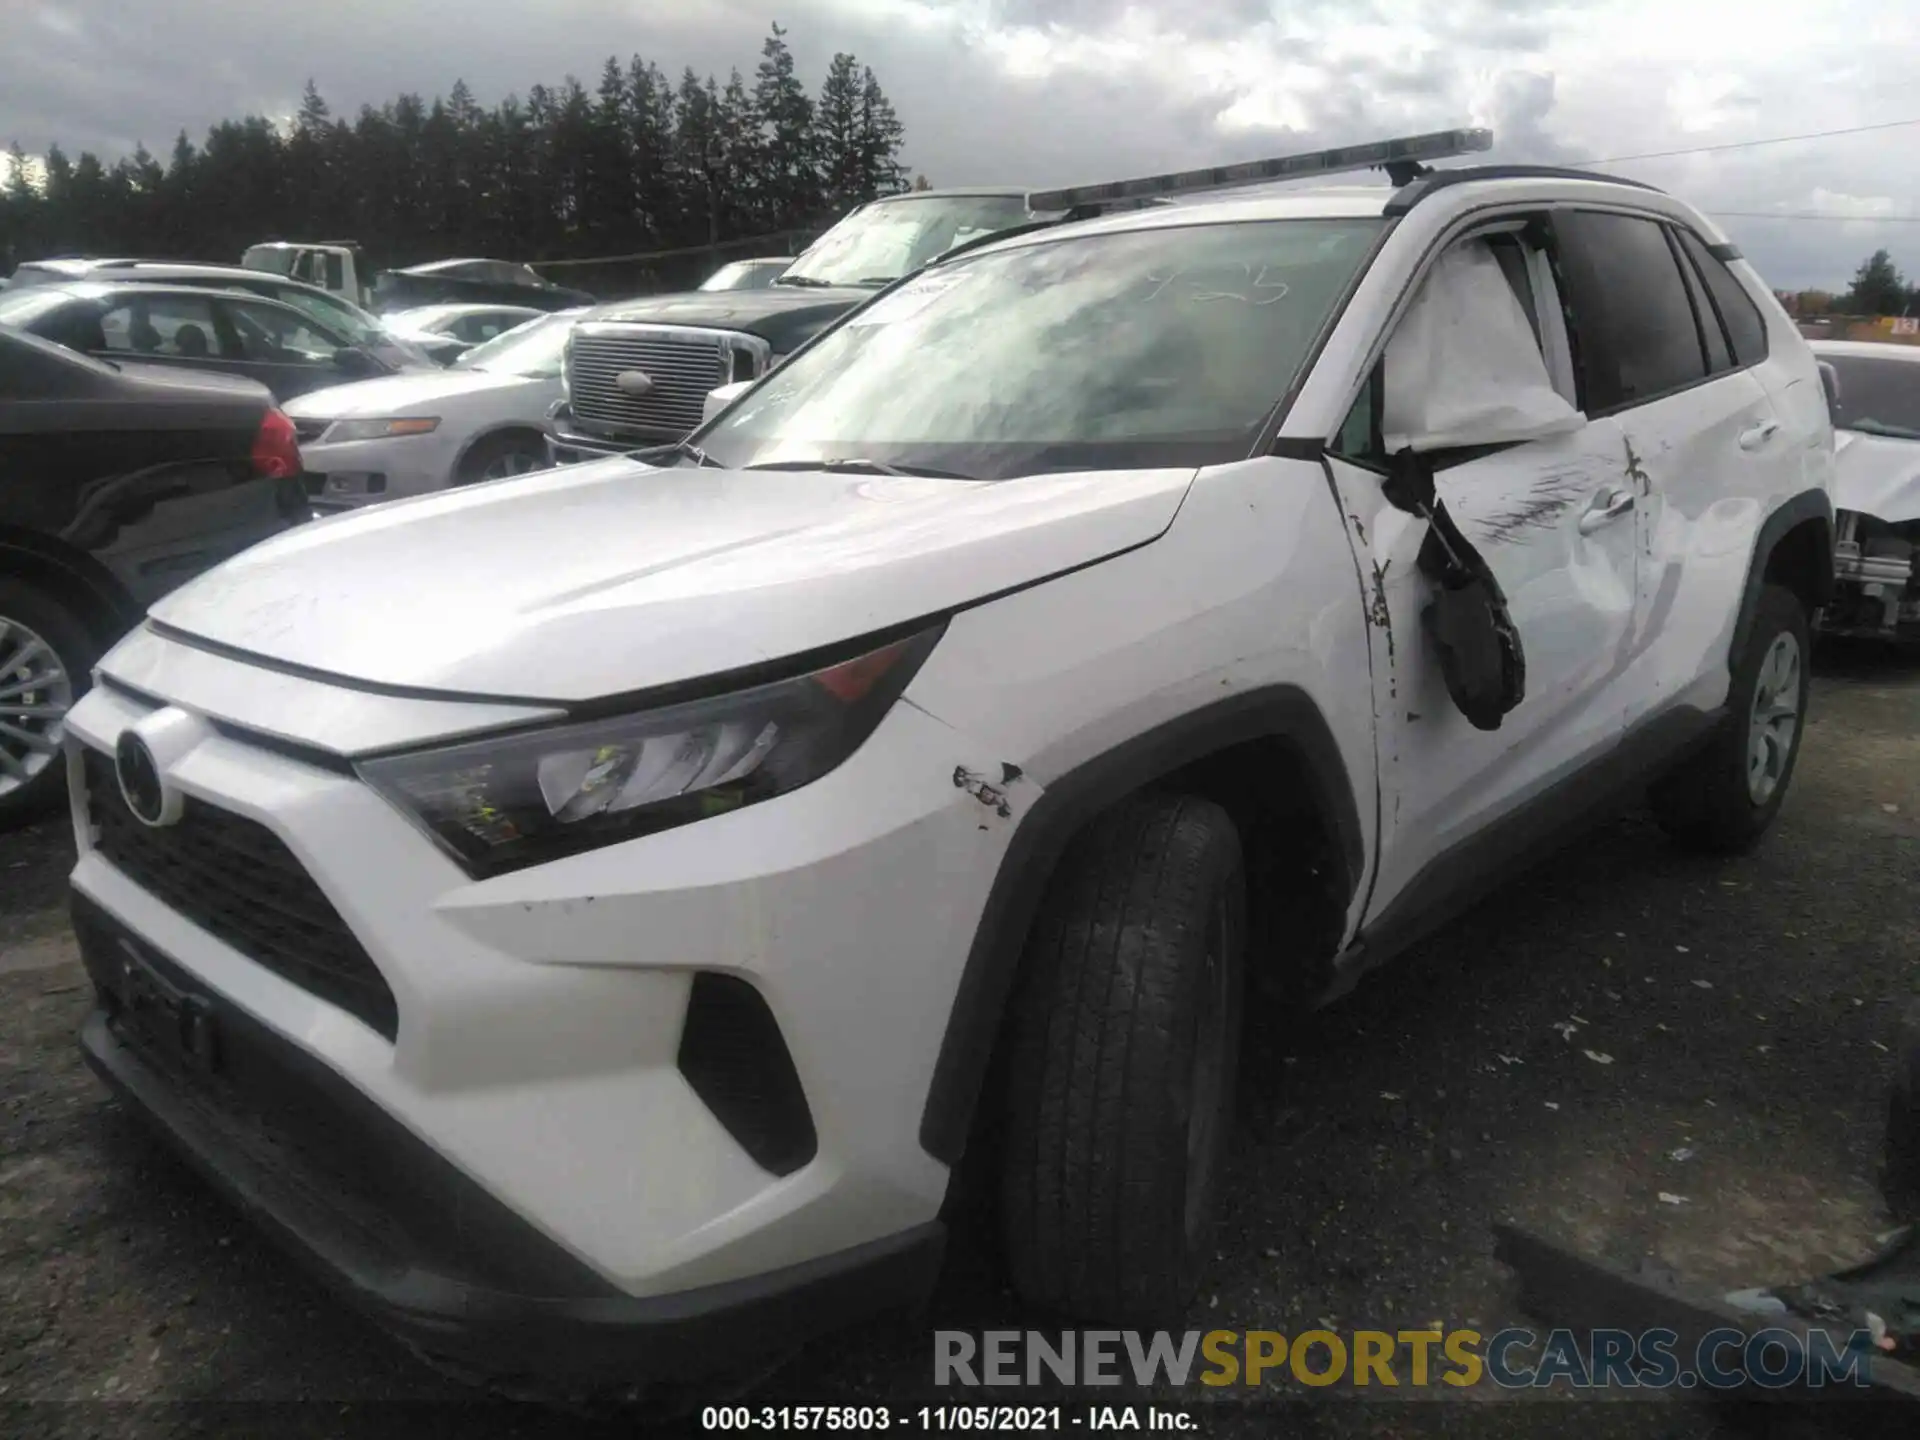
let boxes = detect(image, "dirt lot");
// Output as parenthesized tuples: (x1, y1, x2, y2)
(2, 646, 1918, 1439)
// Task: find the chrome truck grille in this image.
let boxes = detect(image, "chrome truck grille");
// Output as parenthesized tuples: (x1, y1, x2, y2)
(565, 324, 770, 442)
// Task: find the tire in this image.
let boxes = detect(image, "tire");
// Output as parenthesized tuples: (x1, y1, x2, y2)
(999, 793, 1246, 1325)
(1651, 583, 1810, 854)
(456, 432, 549, 486)
(0, 577, 96, 827)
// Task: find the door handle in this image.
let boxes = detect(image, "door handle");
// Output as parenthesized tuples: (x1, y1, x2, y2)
(1578, 489, 1636, 534)
(1739, 419, 1782, 451)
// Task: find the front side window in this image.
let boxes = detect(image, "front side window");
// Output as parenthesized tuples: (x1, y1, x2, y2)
(778, 195, 1037, 289)
(224, 300, 340, 363)
(699, 218, 1383, 479)
(275, 287, 382, 348)
(1553, 210, 1707, 412)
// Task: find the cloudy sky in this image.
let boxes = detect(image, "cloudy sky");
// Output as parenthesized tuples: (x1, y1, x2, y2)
(5, 0, 1920, 289)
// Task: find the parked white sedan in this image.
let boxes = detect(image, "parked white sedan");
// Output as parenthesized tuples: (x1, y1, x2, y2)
(288, 309, 584, 511)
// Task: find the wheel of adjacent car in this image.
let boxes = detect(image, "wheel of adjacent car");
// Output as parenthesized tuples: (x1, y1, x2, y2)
(1651, 583, 1811, 854)
(457, 433, 549, 486)
(0, 578, 95, 825)
(999, 793, 1246, 1325)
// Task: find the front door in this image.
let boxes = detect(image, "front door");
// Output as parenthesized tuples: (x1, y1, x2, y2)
(1323, 222, 1640, 930)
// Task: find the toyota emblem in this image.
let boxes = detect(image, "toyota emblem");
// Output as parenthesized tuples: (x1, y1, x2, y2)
(115, 732, 172, 827)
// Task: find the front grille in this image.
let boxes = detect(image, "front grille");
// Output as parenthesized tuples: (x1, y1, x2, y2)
(292, 418, 330, 444)
(81, 748, 398, 1040)
(567, 328, 735, 439)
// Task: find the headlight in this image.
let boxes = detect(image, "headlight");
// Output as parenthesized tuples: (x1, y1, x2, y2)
(323, 417, 441, 442)
(357, 626, 943, 877)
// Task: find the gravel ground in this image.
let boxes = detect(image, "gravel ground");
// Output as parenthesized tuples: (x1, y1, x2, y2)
(2, 644, 1917, 1439)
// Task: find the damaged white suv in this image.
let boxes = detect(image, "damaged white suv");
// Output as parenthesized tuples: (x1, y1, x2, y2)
(63, 140, 1834, 1399)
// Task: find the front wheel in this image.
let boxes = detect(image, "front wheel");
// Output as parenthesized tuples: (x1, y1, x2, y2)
(1651, 583, 1810, 853)
(0, 578, 94, 826)
(457, 433, 549, 486)
(999, 793, 1246, 1326)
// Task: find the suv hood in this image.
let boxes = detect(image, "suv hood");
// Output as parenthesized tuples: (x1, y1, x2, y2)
(1833, 427, 1920, 523)
(148, 458, 1193, 702)
(581, 285, 874, 355)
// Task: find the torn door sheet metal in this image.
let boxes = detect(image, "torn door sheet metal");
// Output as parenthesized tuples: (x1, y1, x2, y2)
(1833, 429, 1920, 524)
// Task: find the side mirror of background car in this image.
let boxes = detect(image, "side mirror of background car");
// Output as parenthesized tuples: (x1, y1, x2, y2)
(1817, 360, 1841, 414)
(332, 346, 379, 377)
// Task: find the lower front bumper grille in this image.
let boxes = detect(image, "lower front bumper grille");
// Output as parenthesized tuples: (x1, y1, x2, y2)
(81, 748, 398, 1040)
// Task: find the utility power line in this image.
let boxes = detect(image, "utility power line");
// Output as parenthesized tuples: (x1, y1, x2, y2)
(1710, 210, 1920, 223)
(1588, 116, 1920, 165)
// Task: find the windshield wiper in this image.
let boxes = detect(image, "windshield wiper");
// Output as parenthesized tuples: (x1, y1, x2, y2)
(637, 438, 722, 468)
(744, 457, 978, 481)
(854, 276, 901, 286)
(772, 275, 835, 288)
(1849, 418, 1920, 441)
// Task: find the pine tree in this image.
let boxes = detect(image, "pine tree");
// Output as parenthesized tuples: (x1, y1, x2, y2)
(754, 23, 819, 227)
(855, 68, 907, 199)
(626, 57, 675, 244)
(718, 68, 765, 235)
(814, 54, 862, 213)
(674, 67, 722, 247)
(1846, 249, 1908, 317)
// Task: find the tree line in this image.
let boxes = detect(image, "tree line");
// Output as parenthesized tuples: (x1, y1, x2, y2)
(1780, 248, 1919, 318)
(0, 24, 910, 276)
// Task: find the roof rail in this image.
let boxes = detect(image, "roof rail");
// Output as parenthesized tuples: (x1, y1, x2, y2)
(1383, 164, 1664, 216)
(1027, 127, 1493, 214)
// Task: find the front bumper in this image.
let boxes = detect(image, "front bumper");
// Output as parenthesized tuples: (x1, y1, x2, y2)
(76, 899, 943, 1387)
(547, 418, 662, 466)
(63, 642, 1024, 1372)
(297, 433, 459, 509)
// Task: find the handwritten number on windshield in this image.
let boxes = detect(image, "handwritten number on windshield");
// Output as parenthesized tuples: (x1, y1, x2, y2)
(1141, 263, 1291, 306)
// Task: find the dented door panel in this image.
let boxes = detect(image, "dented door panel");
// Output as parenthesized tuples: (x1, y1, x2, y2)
(1614, 370, 1795, 720)
(1326, 414, 1636, 927)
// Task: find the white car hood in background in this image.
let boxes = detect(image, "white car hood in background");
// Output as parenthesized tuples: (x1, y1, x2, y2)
(1832, 428, 1920, 523)
(283, 367, 537, 419)
(148, 460, 1195, 701)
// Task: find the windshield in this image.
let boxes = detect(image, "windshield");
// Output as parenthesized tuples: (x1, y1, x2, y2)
(242, 245, 297, 277)
(453, 311, 576, 377)
(699, 218, 1383, 480)
(777, 195, 1036, 288)
(1825, 354, 1920, 439)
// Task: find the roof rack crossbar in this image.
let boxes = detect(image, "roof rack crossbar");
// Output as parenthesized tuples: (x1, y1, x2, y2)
(1027, 126, 1494, 214)
(1383, 164, 1665, 216)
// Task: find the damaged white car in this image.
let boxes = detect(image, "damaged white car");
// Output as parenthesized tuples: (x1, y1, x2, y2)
(1810, 339, 1920, 643)
(61, 131, 1834, 1402)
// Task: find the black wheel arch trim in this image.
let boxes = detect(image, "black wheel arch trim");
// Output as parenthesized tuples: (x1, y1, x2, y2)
(1731, 488, 1833, 664)
(0, 534, 142, 640)
(917, 683, 1364, 1167)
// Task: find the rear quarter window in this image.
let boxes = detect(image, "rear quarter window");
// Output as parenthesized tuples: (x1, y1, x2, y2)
(1675, 229, 1769, 369)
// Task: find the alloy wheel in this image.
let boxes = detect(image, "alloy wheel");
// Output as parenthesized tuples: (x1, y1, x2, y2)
(1746, 630, 1803, 806)
(0, 615, 73, 801)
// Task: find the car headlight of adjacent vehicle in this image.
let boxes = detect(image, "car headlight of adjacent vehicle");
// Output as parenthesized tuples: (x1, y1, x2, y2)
(358, 626, 943, 878)
(322, 417, 441, 443)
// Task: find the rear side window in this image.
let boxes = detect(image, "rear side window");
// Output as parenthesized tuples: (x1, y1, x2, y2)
(1675, 230, 1768, 369)
(1553, 211, 1707, 412)
(98, 294, 231, 359)
(1671, 238, 1733, 374)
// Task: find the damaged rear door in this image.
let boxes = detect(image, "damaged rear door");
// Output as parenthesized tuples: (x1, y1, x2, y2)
(1323, 216, 1639, 924)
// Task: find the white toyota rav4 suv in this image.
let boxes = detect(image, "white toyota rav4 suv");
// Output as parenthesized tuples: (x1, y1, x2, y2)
(63, 137, 1834, 1399)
